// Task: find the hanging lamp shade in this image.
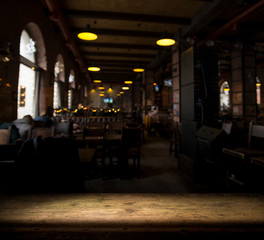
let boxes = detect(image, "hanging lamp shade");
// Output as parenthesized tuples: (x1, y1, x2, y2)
(93, 79, 102, 83)
(133, 68, 144, 73)
(77, 25, 98, 41)
(88, 65, 100, 72)
(156, 31, 175, 46)
(124, 81, 133, 84)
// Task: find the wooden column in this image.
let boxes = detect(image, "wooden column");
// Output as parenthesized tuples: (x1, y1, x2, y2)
(231, 46, 256, 121)
(38, 70, 53, 115)
(172, 44, 180, 122)
(144, 70, 154, 109)
(132, 80, 141, 107)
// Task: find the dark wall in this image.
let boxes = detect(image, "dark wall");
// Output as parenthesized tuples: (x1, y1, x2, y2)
(0, 0, 82, 122)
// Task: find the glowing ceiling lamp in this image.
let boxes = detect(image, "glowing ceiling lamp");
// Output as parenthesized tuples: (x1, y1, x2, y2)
(156, 31, 175, 47)
(122, 86, 129, 90)
(133, 68, 144, 73)
(77, 25, 98, 41)
(124, 81, 133, 84)
(88, 66, 100, 72)
(93, 79, 102, 83)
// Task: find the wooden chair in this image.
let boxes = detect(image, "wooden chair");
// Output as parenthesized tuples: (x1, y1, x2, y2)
(106, 121, 123, 167)
(54, 121, 73, 137)
(82, 126, 106, 174)
(109, 121, 123, 135)
(28, 125, 55, 139)
(121, 125, 141, 177)
(0, 127, 11, 145)
(222, 121, 264, 188)
(89, 121, 105, 128)
(0, 126, 20, 163)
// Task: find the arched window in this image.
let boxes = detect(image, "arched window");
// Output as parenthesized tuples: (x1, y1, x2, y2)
(53, 55, 65, 109)
(220, 81, 231, 113)
(68, 70, 75, 109)
(256, 76, 261, 107)
(17, 30, 37, 118)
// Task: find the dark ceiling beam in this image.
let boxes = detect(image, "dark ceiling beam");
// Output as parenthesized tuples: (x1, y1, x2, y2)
(64, 9, 191, 25)
(84, 59, 149, 65)
(90, 73, 137, 82)
(78, 42, 160, 50)
(181, 0, 233, 38)
(72, 27, 163, 38)
(208, 0, 264, 40)
(81, 51, 156, 59)
(45, 0, 90, 80)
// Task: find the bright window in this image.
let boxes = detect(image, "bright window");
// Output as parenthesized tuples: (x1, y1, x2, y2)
(220, 81, 230, 112)
(17, 30, 36, 118)
(53, 56, 64, 109)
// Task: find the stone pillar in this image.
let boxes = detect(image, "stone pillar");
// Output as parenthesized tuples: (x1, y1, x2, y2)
(38, 70, 53, 115)
(231, 46, 256, 122)
(144, 70, 154, 110)
(172, 44, 180, 122)
(132, 80, 141, 107)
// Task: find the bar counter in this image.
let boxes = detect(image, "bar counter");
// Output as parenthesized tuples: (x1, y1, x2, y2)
(0, 193, 263, 239)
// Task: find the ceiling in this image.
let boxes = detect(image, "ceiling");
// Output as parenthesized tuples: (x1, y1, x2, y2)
(43, 0, 264, 84)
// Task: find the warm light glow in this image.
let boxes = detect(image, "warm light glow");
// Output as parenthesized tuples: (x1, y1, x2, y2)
(124, 81, 133, 84)
(108, 87, 113, 92)
(223, 87, 230, 92)
(122, 86, 129, 90)
(98, 86, 104, 90)
(93, 80, 102, 83)
(99, 93, 104, 96)
(77, 32, 98, 41)
(256, 82, 261, 87)
(88, 66, 100, 72)
(133, 68, 144, 73)
(153, 82, 157, 86)
(156, 38, 175, 46)
(120, 91, 124, 94)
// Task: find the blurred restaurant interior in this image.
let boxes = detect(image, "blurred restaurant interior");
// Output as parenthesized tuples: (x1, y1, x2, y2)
(0, 0, 264, 239)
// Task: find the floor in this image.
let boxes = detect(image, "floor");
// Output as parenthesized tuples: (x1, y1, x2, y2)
(82, 133, 196, 193)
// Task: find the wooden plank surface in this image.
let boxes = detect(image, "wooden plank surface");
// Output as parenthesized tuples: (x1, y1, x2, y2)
(0, 193, 263, 233)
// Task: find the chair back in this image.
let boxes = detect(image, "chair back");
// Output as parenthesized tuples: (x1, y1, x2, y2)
(110, 121, 123, 134)
(248, 122, 264, 148)
(28, 126, 55, 139)
(83, 127, 105, 140)
(0, 127, 11, 144)
(13, 119, 32, 141)
(89, 121, 105, 128)
(222, 122, 232, 135)
(122, 125, 141, 152)
(55, 121, 73, 137)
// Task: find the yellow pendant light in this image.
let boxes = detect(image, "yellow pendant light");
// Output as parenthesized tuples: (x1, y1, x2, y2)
(133, 68, 144, 73)
(88, 66, 100, 72)
(156, 31, 175, 46)
(124, 81, 133, 84)
(77, 25, 98, 41)
(93, 79, 102, 83)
